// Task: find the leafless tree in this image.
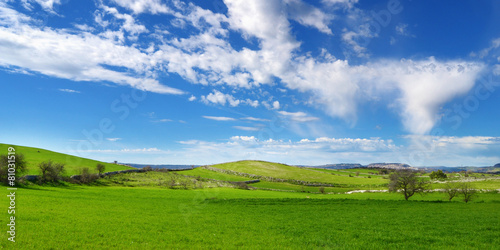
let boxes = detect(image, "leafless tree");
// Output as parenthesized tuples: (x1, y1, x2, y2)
(443, 182, 459, 201)
(459, 182, 477, 203)
(389, 169, 429, 200)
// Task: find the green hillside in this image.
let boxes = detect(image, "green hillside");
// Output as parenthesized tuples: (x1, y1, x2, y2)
(209, 160, 388, 186)
(0, 143, 134, 175)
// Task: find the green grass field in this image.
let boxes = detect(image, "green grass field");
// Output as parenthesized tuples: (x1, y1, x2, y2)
(0, 143, 134, 175)
(1, 144, 499, 249)
(4, 186, 499, 249)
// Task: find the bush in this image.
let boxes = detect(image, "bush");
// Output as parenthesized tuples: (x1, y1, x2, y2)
(80, 167, 99, 184)
(0, 153, 27, 185)
(319, 187, 326, 194)
(234, 182, 249, 190)
(96, 164, 106, 175)
(429, 170, 447, 180)
(39, 160, 65, 183)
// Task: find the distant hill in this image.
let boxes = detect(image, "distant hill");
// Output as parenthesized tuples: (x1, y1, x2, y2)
(123, 163, 199, 170)
(0, 143, 134, 175)
(303, 163, 363, 169)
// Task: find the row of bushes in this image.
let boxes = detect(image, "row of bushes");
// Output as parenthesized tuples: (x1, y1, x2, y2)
(0, 153, 107, 185)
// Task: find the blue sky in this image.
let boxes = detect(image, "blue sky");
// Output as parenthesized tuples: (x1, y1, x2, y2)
(1, 0, 500, 166)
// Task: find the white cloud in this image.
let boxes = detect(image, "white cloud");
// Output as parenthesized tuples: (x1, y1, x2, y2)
(233, 126, 260, 131)
(201, 90, 240, 107)
(272, 100, 280, 110)
(100, 5, 148, 37)
(0, 1, 488, 137)
(30, 0, 62, 13)
(473, 37, 500, 58)
(374, 58, 484, 134)
(106, 138, 121, 142)
(153, 119, 172, 123)
(395, 23, 413, 37)
(109, 0, 171, 15)
(58, 88, 80, 93)
(284, 0, 333, 35)
(322, 0, 358, 8)
(188, 95, 196, 101)
(242, 117, 270, 122)
(202, 116, 237, 121)
(278, 111, 319, 122)
(66, 135, 500, 166)
(79, 147, 162, 153)
(0, 5, 183, 94)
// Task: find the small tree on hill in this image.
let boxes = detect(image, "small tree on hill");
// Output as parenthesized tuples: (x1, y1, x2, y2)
(429, 170, 447, 180)
(459, 182, 477, 203)
(96, 163, 105, 175)
(389, 169, 429, 200)
(0, 153, 27, 185)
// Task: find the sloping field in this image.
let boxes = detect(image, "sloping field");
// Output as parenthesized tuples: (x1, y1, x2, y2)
(0, 143, 134, 175)
(210, 160, 388, 186)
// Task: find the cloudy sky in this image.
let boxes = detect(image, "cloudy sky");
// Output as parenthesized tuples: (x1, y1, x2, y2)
(1, 0, 500, 166)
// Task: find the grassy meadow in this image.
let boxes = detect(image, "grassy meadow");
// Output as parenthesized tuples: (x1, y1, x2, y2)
(1, 144, 499, 249)
(0, 144, 133, 175)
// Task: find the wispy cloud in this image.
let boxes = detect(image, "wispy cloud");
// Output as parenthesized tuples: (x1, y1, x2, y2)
(106, 138, 121, 142)
(59, 88, 80, 93)
(241, 117, 270, 122)
(233, 126, 260, 131)
(278, 111, 319, 122)
(202, 116, 237, 121)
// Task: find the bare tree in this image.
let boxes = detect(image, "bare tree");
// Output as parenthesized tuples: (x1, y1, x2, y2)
(389, 169, 429, 200)
(459, 182, 477, 203)
(443, 182, 459, 201)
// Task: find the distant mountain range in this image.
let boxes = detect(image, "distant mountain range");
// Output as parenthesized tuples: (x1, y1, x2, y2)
(121, 163, 199, 170)
(302, 163, 500, 174)
(123, 161, 500, 174)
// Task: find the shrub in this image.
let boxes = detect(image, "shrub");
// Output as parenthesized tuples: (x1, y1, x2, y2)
(429, 170, 447, 180)
(39, 160, 65, 183)
(80, 167, 99, 184)
(0, 153, 27, 185)
(96, 164, 106, 175)
(319, 187, 325, 194)
(234, 182, 249, 190)
(143, 166, 153, 171)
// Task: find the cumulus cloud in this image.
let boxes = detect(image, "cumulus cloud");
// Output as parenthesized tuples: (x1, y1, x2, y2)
(0, 0, 488, 136)
(201, 90, 240, 107)
(284, 0, 333, 35)
(0, 4, 183, 94)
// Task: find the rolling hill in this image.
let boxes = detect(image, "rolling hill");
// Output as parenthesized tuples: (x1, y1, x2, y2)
(0, 143, 134, 175)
